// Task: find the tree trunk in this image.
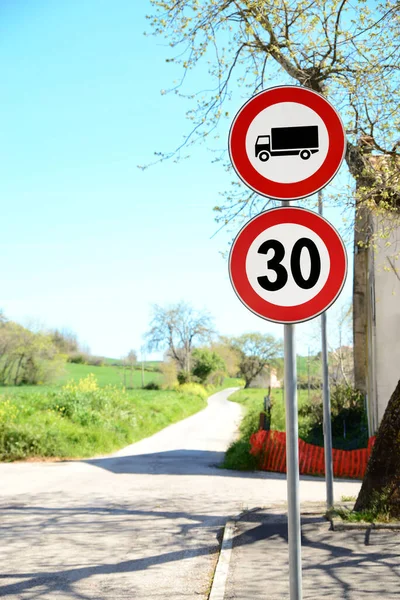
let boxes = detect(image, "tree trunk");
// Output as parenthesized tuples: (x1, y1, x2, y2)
(354, 379, 400, 518)
(353, 199, 370, 394)
(14, 354, 25, 386)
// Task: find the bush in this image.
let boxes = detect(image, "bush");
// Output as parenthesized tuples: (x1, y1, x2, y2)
(67, 352, 88, 364)
(301, 384, 368, 450)
(86, 356, 105, 367)
(207, 369, 225, 386)
(44, 374, 114, 425)
(143, 382, 160, 390)
(0, 375, 130, 459)
(330, 384, 364, 413)
(296, 373, 322, 389)
(160, 360, 178, 388)
(175, 382, 208, 400)
(144, 364, 162, 373)
(177, 371, 190, 385)
(222, 439, 258, 470)
(191, 348, 226, 383)
(221, 393, 261, 470)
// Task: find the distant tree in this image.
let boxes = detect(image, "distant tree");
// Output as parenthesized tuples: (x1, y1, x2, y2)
(50, 328, 79, 355)
(228, 333, 282, 388)
(191, 348, 226, 383)
(145, 302, 215, 376)
(127, 350, 137, 365)
(0, 318, 65, 385)
(125, 349, 138, 388)
(211, 339, 241, 377)
(160, 358, 178, 388)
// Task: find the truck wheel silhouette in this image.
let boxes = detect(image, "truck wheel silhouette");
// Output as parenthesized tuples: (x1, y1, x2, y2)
(258, 151, 270, 162)
(300, 149, 311, 160)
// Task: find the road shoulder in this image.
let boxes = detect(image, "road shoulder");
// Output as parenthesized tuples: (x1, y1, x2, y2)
(212, 503, 400, 599)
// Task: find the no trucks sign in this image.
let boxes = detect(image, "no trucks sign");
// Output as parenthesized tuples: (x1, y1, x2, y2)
(228, 86, 346, 200)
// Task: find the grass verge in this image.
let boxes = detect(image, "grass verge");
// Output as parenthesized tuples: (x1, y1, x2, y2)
(327, 507, 394, 524)
(0, 375, 208, 461)
(221, 387, 320, 471)
(221, 389, 260, 470)
(328, 491, 397, 524)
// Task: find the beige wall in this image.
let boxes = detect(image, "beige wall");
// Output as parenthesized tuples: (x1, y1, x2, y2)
(249, 367, 281, 389)
(368, 216, 400, 431)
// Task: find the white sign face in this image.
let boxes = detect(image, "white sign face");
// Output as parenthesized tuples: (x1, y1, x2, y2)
(245, 103, 329, 184)
(245, 223, 330, 306)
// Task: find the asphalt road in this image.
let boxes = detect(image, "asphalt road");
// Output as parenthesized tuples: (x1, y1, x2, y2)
(0, 388, 361, 599)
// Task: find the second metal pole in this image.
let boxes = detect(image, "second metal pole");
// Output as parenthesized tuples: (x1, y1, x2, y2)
(321, 311, 334, 508)
(318, 191, 334, 509)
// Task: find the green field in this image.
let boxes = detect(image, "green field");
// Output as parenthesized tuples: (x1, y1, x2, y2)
(58, 363, 163, 388)
(0, 362, 243, 398)
(102, 357, 163, 369)
(0, 362, 163, 395)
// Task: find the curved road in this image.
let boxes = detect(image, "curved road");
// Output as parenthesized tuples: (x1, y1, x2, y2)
(0, 388, 360, 599)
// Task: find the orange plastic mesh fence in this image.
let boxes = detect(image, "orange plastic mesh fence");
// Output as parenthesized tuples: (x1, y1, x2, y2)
(250, 429, 376, 479)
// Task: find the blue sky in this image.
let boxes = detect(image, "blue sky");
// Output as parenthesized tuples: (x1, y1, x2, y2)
(0, 1, 353, 360)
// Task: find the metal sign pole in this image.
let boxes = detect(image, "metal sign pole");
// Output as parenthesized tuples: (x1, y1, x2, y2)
(227, 85, 346, 600)
(282, 200, 302, 600)
(318, 192, 334, 508)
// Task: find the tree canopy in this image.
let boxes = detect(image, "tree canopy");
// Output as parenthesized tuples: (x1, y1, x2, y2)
(0, 316, 65, 385)
(148, 0, 400, 223)
(147, 0, 400, 395)
(191, 347, 226, 382)
(145, 302, 215, 374)
(227, 332, 282, 388)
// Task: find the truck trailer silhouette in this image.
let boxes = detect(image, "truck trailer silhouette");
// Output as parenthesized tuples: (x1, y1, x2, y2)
(255, 125, 319, 161)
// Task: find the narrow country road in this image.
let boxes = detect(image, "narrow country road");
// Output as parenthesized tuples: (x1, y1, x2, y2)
(0, 388, 361, 599)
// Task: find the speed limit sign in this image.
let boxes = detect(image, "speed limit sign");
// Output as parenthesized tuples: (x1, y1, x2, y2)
(229, 206, 347, 324)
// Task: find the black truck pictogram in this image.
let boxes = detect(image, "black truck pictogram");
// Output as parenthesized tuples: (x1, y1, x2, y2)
(255, 125, 319, 162)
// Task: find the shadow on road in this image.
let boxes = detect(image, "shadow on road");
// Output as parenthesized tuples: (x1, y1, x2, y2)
(83, 449, 326, 482)
(0, 543, 217, 598)
(0, 500, 226, 598)
(227, 512, 400, 600)
(2, 505, 398, 599)
(84, 448, 270, 477)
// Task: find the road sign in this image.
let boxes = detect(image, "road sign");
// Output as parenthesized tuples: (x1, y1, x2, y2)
(228, 86, 346, 200)
(229, 206, 347, 324)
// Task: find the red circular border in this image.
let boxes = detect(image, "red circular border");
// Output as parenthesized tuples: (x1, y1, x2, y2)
(229, 207, 347, 323)
(228, 86, 346, 200)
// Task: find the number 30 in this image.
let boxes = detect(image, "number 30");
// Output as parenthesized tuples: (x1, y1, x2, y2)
(257, 238, 321, 292)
